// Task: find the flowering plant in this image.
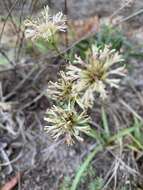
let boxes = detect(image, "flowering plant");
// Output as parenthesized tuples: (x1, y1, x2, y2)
(67, 45, 126, 108)
(44, 102, 90, 145)
(24, 6, 67, 41)
(24, 6, 126, 145)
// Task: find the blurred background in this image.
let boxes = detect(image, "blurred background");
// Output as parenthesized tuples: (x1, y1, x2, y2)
(0, 0, 143, 190)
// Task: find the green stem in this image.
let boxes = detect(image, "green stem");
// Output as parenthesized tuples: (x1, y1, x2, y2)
(71, 144, 103, 190)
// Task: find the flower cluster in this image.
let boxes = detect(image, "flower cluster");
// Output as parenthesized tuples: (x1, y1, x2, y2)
(67, 45, 126, 108)
(44, 103, 90, 145)
(46, 71, 78, 103)
(45, 71, 90, 145)
(44, 44, 126, 145)
(24, 5, 67, 41)
(23, 6, 127, 145)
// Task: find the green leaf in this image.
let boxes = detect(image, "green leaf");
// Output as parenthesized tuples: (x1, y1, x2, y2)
(84, 128, 104, 145)
(71, 145, 102, 190)
(133, 117, 143, 141)
(108, 127, 137, 143)
(129, 134, 143, 150)
(101, 107, 110, 138)
(0, 56, 9, 65)
(126, 144, 141, 153)
(35, 41, 48, 53)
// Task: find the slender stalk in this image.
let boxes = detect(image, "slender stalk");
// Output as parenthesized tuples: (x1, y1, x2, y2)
(116, 9, 143, 25)
(71, 144, 103, 190)
(110, 0, 133, 20)
(64, 0, 69, 47)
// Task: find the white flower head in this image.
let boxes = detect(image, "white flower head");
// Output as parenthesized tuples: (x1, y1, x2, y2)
(24, 5, 67, 41)
(46, 71, 82, 106)
(44, 102, 90, 145)
(67, 45, 126, 108)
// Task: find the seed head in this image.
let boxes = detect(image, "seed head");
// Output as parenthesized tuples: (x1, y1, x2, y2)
(24, 5, 67, 41)
(46, 71, 82, 107)
(44, 102, 90, 145)
(67, 45, 126, 108)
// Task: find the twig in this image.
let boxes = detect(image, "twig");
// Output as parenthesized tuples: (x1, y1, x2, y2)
(0, 151, 23, 167)
(0, 49, 15, 66)
(119, 99, 143, 122)
(1, 149, 13, 174)
(18, 91, 45, 110)
(64, 0, 69, 47)
(15, 0, 27, 63)
(0, 82, 3, 101)
(110, 0, 134, 21)
(40, 30, 97, 62)
(0, 29, 97, 74)
(115, 8, 143, 25)
(0, 0, 20, 43)
(3, 0, 19, 34)
(4, 65, 38, 101)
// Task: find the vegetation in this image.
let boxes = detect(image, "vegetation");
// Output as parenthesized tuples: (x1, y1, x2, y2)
(0, 1, 143, 190)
